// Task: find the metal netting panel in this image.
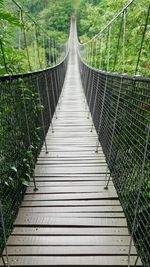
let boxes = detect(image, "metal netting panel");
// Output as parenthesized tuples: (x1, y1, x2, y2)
(0, 56, 68, 255)
(79, 58, 150, 267)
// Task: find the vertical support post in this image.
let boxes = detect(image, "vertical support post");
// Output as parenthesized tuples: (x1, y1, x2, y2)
(90, 73, 100, 132)
(42, 33, 45, 68)
(95, 75, 108, 152)
(50, 71, 58, 119)
(36, 76, 48, 153)
(44, 72, 54, 133)
(87, 70, 94, 119)
(85, 68, 91, 110)
(34, 24, 37, 70)
(94, 38, 98, 68)
(18, 9, 22, 51)
(99, 34, 103, 69)
(20, 9, 32, 72)
(104, 78, 122, 189)
(107, 25, 112, 72)
(34, 24, 42, 69)
(122, 10, 126, 73)
(48, 38, 51, 65)
(22, 83, 38, 191)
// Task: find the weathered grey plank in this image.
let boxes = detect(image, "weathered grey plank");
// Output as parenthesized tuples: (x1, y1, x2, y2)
(12, 227, 128, 236)
(24, 192, 118, 201)
(18, 211, 125, 218)
(0, 256, 142, 266)
(29, 181, 113, 187)
(14, 216, 127, 227)
(7, 235, 131, 246)
(26, 186, 116, 194)
(4, 245, 136, 256)
(21, 199, 120, 207)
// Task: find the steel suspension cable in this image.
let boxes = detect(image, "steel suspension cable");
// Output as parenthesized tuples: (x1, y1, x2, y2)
(20, 9, 32, 72)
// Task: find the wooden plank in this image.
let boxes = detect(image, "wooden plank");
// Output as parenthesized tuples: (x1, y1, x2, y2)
(7, 235, 131, 246)
(24, 192, 118, 201)
(26, 186, 116, 194)
(12, 227, 128, 236)
(0, 256, 142, 266)
(21, 199, 121, 207)
(20, 206, 122, 213)
(18, 211, 125, 218)
(37, 159, 106, 163)
(4, 245, 137, 256)
(37, 161, 107, 168)
(29, 181, 113, 187)
(38, 151, 104, 157)
(14, 216, 127, 227)
(34, 165, 108, 174)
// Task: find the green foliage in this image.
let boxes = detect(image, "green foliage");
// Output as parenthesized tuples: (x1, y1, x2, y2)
(0, 0, 72, 75)
(78, 0, 150, 77)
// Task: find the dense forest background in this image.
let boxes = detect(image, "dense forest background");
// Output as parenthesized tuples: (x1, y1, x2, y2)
(0, 0, 149, 75)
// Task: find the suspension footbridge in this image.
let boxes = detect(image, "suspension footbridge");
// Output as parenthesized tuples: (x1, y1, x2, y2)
(0, 2, 150, 267)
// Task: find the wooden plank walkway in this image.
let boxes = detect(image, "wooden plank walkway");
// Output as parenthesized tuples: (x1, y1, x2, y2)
(1, 20, 142, 267)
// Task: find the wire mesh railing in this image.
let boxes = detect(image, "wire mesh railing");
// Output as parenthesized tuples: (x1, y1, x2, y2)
(0, 53, 68, 257)
(78, 52, 150, 267)
(78, 1, 150, 265)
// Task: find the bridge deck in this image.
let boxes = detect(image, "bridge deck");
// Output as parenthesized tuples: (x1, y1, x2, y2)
(1, 21, 142, 267)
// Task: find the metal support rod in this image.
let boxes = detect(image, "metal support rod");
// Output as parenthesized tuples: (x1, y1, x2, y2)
(94, 38, 98, 68)
(53, 70, 60, 110)
(44, 73, 54, 133)
(22, 85, 38, 191)
(90, 73, 100, 132)
(49, 38, 51, 65)
(0, 200, 10, 267)
(113, 15, 123, 72)
(82, 66, 88, 104)
(85, 68, 92, 110)
(95, 75, 108, 152)
(56, 67, 63, 105)
(50, 71, 58, 119)
(87, 70, 94, 119)
(34, 24, 37, 69)
(90, 42, 93, 66)
(42, 33, 45, 68)
(107, 25, 111, 72)
(122, 10, 126, 73)
(18, 9, 22, 51)
(34, 24, 42, 69)
(134, 255, 139, 266)
(99, 34, 103, 69)
(128, 124, 150, 267)
(134, 5, 150, 75)
(36, 76, 48, 153)
(20, 9, 32, 72)
(104, 78, 123, 189)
